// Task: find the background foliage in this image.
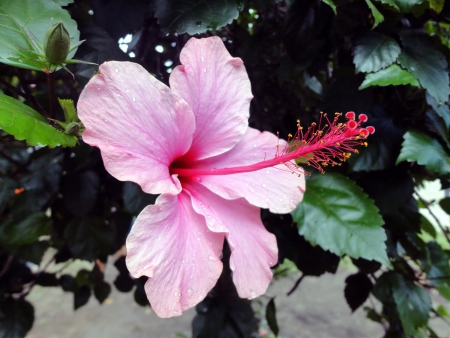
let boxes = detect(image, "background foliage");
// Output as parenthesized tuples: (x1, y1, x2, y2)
(0, 0, 450, 337)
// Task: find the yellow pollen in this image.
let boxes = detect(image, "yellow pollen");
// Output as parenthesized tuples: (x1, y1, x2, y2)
(364, 142, 368, 147)
(288, 133, 293, 137)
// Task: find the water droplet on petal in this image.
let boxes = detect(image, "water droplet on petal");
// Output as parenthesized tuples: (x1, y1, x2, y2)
(132, 97, 136, 101)
(187, 288, 193, 298)
(250, 290, 256, 299)
(174, 291, 179, 297)
(262, 184, 266, 188)
(253, 144, 257, 148)
(203, 68, 206, 72)
(219, 252, 223, 259)
(201, 56, 204, 62)
(208, 255, 216, 261)
(114, 68, 118, 72)
(194, 176, 202, 183)
(265, 170, 269, 174)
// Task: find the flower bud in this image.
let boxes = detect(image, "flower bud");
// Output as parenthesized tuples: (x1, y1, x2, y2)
(44, 22, 70, 65)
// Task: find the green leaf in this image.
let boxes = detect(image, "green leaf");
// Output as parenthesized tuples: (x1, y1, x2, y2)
(52, 0, 74, 5)
(61, 170, 100, 216)
(58, 98, 77, 123)
(420, 215, 436, 238)
(154, 0, 241, 35)
(365, 0, 384, 29)
(392, 0, 425, 12)
(0, 0, 80, 71)
(322, 0, 337, 14)
(353, 33, 400, 73)
(390, 272, 431, 336)
(359, 64, 419, 89)
(0, 94, 77, 148)
(436, 305, 450, 318)
(291, 173, 389, 266)
(396, 130, 450, 175)
(0, 212, 52, 246)
(427, 94, 450, 128)
(425, 242, 450, 301)
(430, 0, 445, 13)
(397, 31, 450, 104)
(0, 298, 34, 338)
(266, 298, 279, 336)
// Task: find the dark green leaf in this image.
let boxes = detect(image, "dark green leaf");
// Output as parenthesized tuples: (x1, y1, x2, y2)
(429, 0, 445, 12)
(266, 298, 279, 336)
(359, 64, 419, 89)
(283, 0, 333, 64)
(15, 241, 49, 265)
(439, 197, 450, 214)
(383, 196, 420, 234)
(134, 276, 150, 307)
(123, 182, 157, 215)
(390, 272, 431, 336)
(59, 274, 76, 292)
(0, 0, 80, 71)
(425, 242, 450, 300)
(0, 178, 15, 214)
(397, 31, 450, 103)
(420, 215, 436, 238)
(113, 272, 135, 293)
(154, 0, 240, 35)
(58, 98, 77, 123)
(0, 212, 51, 246)
(74, 285, 91, 310)
(0, 94, 77, 148)
(373, 0, 399, 10)
(344, 273, 373, 312)
(94, 281, 111, 304)
(61, 170, 100, 216)
(322, 0, 337, 13)
(353, 33, 400, 73)
(64, 216, 114, 261)
(397, 130, 450, 175)
(292, 173, 389, 266)
(0, 298, 34, 338)
(427, 93, 450, 128)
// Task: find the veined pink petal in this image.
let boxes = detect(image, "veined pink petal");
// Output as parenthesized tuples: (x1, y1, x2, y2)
(126, 192, 224, 318)
(192, 127, 306, 213)
(184, 181, 277, 300)
(77, 61, 195, 195)
(169, 37, 253, 160)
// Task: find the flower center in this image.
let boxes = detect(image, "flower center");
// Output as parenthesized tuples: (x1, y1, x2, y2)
(170, 112, 374, 177)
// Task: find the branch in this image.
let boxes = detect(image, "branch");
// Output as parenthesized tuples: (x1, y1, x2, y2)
(415, 190, 450, 243)
(286, 274, 305, 296)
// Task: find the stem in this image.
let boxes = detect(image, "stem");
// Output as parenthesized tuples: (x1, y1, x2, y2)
(0, 255, 13, 278)
(286, 274, 305, 296)
(47, 72, 56, 119)
(15, 68, 47, 116)
(415, 190, 450, 243)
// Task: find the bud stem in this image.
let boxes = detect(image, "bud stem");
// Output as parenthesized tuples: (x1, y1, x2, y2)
(47, 72, 55, 119)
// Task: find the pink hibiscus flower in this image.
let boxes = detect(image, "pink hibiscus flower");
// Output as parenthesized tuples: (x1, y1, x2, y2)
(77, 37, 372, 318)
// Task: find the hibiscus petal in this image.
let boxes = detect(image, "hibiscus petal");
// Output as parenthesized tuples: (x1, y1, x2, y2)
(126, 192, 224, 318)
(194, 127, 306, 213)
(184, 181, 277, 300)
(169, 37, 252, 160)
(77, 61, 195, 195)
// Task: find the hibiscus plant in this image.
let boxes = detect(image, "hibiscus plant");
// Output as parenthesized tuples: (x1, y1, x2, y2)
(0, 0, 449, 337)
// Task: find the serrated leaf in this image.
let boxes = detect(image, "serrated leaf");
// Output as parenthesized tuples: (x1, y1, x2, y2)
(0, 298, 34, 338)
(425, 242, 450, 300)
(397, 31, 450, 104)
(359, 64, 419, 89)
(0, 94, 77, 148)
(353, 33, 400, 73)
(154, 0, 240, 35)
(0, 0, 80, 71)
(58, 98, 77, 123)
(365, 0, 384, 29)
(390, 272, 431, 336)
(322, 0, 337, 14)
(291, 173, 389, 266)
(397, 130, 450, 175)
(266, 298, 279, 336)
(52, 0, 74, 5)
(427, 93, 450, 128)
